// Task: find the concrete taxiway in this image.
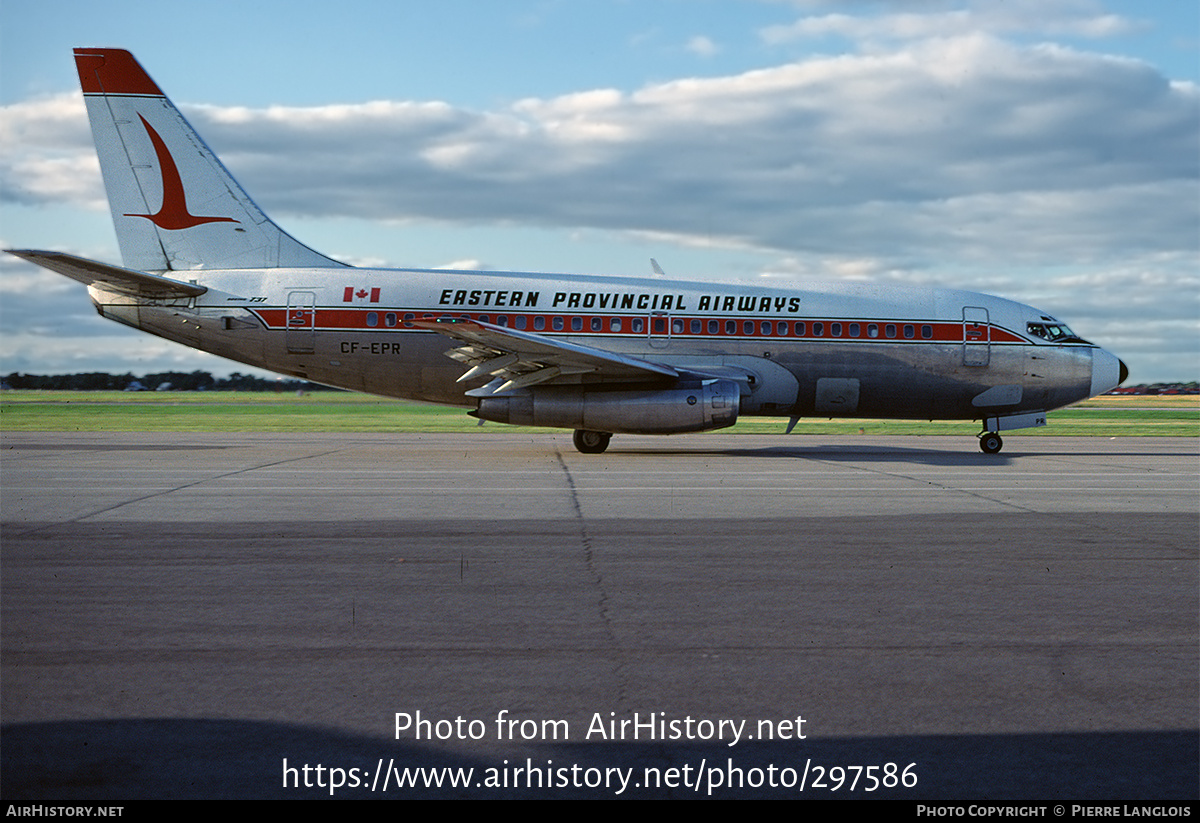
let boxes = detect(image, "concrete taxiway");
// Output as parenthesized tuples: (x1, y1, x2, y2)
(2, 432, 1196, 799)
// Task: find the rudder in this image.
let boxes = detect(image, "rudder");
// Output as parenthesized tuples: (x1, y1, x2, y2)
(74, 48, 346, 272)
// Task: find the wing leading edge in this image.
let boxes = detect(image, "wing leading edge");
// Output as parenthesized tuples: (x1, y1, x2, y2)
(411, 317, 679, 394)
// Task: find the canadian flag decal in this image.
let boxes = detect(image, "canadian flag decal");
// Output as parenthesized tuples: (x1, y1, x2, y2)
(343, 287, 381, 303)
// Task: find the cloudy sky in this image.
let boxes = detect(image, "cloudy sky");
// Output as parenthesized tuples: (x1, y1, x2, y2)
(1, 0, 1196, 382)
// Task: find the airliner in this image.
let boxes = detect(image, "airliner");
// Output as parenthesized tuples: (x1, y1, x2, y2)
(7, 49, 1127, 454)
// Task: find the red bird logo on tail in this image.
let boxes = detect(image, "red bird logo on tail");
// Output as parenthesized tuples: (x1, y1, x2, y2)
(124, 115, 239, 230)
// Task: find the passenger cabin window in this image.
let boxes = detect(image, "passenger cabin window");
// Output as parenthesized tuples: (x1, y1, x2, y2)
(691, 319, 702, 334)
(385, 313, 397, 327)
(922, 324, 933, 339)
(631, 318, 645, 333)
(514, 316, 526, 330)
(571, 317, 583, 331)
(830, 322, 842, 337)
(777, 321, 788, 336)
(709, 320, 720, 334)
(812, 322, 824, 337)
(534, 316, 545, 331)
(885, 324, 896, 338)
(848, 323, 860, 337)
(552, 317, 564, 331)
(904, 324, 915, 339)
(366, 312, 378, 327)
(610, 317, 622, 332)
(868, 324, 878, 338)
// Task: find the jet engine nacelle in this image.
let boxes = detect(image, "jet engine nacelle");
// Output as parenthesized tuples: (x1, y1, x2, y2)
(472, 379, 740, 434)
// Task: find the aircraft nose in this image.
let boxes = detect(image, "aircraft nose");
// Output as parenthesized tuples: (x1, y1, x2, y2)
(1090, 348, 1127, 397)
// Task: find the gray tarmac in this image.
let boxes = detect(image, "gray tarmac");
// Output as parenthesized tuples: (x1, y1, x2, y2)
(2, 432, 1196, 799)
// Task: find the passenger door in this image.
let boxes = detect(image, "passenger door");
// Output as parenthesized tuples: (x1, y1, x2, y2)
(962, 306, 990, 367)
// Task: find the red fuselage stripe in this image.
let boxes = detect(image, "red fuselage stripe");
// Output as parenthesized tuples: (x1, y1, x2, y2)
(251, 309, 1029, 344)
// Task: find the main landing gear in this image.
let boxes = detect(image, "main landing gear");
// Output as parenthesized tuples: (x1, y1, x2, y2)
(573, 429, 612, 454)
(978, 431, 1003, 454)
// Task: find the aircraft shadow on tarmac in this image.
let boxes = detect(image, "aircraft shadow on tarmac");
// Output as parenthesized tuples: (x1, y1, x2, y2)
(606, 441, 1193, 464)
(608, 443, 1010, 466)
(2, 718, 1195, 800)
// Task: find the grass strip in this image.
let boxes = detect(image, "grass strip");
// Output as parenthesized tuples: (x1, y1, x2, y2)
(2, 391, 1194, 436)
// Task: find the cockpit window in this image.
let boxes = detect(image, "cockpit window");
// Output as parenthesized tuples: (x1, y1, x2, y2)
(1027, 322, 1084, 343)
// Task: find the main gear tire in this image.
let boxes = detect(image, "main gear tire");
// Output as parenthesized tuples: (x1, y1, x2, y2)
(573, 430, 612, 454)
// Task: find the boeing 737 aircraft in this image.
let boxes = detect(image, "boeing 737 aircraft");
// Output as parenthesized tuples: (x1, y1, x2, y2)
(8, 49, 1127, 453)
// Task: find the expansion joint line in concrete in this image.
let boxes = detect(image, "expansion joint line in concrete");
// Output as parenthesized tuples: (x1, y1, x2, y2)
(554, 448, 629, 705)
(10, 447, 346, 538)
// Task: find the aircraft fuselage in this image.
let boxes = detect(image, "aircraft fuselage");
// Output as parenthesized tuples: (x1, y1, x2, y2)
(90, 265, 1109, 423)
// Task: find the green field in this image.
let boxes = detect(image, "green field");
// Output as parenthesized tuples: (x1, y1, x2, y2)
(1, 390, 1195, 436)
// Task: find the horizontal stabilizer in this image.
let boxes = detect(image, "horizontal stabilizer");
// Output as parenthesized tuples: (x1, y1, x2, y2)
(5, 250, 207, 298)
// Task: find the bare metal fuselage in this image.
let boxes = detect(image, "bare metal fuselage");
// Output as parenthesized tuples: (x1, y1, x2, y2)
(89, 265, 1102, 424)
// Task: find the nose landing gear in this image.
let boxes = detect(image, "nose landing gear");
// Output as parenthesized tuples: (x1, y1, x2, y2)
(979, 431, 1003, 454)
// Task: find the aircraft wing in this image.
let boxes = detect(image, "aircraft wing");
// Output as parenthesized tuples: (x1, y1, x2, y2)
(411, 317, 679, 394)
(5, 250, 208, 299)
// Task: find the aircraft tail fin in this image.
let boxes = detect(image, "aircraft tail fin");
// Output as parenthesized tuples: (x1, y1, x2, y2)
(74, 48, 347, 272)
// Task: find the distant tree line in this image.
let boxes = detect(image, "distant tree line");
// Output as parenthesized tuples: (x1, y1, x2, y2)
(2, 371, 342, 392)
(1108, 382, 1198, 395)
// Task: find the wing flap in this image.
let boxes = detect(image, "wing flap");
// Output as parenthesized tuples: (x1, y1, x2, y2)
(6, 250, 207, 298)
(411, 317, 678, 393)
